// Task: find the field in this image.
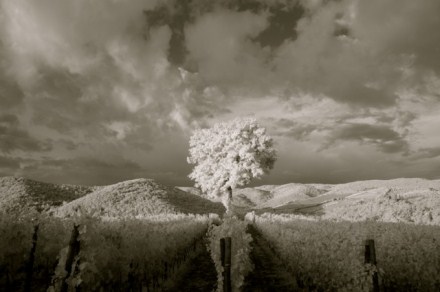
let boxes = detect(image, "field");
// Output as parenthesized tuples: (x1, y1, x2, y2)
(249, 213, 440, 291)
(1, 176, 439, 291)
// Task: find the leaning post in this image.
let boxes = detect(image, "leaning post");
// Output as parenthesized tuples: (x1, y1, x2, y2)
(60, 224, 81, 292)
(220, 237, 232, 292)
(364, 239, 379, 292)
(24, 223, 39, 292)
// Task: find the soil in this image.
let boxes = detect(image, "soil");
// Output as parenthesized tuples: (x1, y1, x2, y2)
(242, 225, 298, 292)
(164, 239, 217, 292)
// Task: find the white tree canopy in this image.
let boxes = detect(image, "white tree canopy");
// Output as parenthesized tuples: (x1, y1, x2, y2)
(187, 118, 277, 199)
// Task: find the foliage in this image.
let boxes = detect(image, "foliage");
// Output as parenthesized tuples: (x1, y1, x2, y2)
(48, 214, 209, 291)
(0, 176, 95, 217)
(0, 213, 210, 291)
(0, 213, 71, 291)
(55, 178, 225, 218)
(187, 118, 276, 200)
(207, 216, 253, 292)
(322, 191, 440, 225)
(252, 213, 440, 291)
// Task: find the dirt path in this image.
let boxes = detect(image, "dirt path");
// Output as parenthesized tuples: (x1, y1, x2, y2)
(164, 239, 217, 292)
(242, 225, 298, 292)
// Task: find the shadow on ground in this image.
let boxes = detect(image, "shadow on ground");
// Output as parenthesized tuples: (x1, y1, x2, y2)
(242, 225, 298, 292)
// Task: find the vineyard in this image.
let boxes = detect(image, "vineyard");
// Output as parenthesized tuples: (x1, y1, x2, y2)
(1, 212, 440, 291)
(249, 213, 440, 291)
(0, 213, 216, 291)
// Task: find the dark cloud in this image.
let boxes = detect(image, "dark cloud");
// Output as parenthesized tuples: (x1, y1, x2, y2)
(21, 157, 144, 186)
(145, 0, 304, 68)
(0, 155, 20, 169)
(330, 123, 409, 154)
(333, 12, 351, 38)
(19, 154, 192, 186)
(334, 124, 399, 142)
(0, 114, 19, 126)
(57, 139, 79, 151)
(144, 1, 192, 66)
(0, 76, 25, 108)
(273, 5, 404, 108)
(354, 0, 440, 74)
(328, 84, 398, 108)
(252, 138, 415, 185)
(252, 3, 304, 48)
(270, 118, 316, 140)
(412, 147, 440, 160)
(0, 41, 25, 108)
(379, 140, 410, 154)
(0, 155, 20, 177)
(29, 69, 89, 133)
(0, 114, 52, 153)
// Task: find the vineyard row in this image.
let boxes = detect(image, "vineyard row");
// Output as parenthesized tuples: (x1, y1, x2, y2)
(0, 213, 214, 291)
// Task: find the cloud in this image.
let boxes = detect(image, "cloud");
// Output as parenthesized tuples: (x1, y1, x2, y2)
(270, 118, 316, 140)
(0, 114, 52, 153)
(412, 147, 440, 160)
(328, 123, 409, 154)
(0, 155, 19, 168)
(0, 0, 161, 77)
(272, 0, 403, 107)
(0, 0, 439, 185)
(0, 155, 20, 176)
(352, 0, 440, 74)
(254, 134, 417, 185)
(180, 0, 436, 110)
(0, 73, 25, 109)
(184, 8, 269, 87)
(250, 2, 304, 48)
(19, 157, 144, 186)
(0, 0, 219, 147)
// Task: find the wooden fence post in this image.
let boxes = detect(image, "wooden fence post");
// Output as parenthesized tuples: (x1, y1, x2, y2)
(220, 237, 232, 292)
(24, 224, 39, 292)
(220, 238, 225, 267)
(60, 224, 81, 292)
(364, 239, 379, 292)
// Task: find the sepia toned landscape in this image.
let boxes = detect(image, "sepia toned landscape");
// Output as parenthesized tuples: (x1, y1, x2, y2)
(1, 0, 440, 291)
(1, 175, 440, 291)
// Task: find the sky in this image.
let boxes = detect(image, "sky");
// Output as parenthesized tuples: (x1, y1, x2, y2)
(0, 0, 440, 187)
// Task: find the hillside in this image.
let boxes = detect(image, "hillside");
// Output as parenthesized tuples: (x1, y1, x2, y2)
(2, 175, 439, 224)
(55, 178, 224, 218)
(0, 176, 96, 217)
(230, 183, 330, 209)
(236, 178, 440, 225)
(321, 179, 440, 224)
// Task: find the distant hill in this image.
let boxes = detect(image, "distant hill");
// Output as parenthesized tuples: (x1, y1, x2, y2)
(176, 186, 204, 198)
(320, 178, 440, 224)
(55, 178, 225, 218)
(0, 176, 96, 217)
(233, 188, 273, 207)
(229, 183, 330, 209)
(258, 183, 330, 208)
(3, 175, 439, 224)
(236, 178, 440, 225)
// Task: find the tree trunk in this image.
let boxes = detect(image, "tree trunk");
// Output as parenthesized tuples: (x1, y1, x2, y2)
(223, 187, 233, 214)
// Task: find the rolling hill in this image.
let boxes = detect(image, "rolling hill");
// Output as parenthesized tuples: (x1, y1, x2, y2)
(235, 178, 440, 225)
(0, 177, 224, 218)
(2, 175, 439, 224)
(0, 176, 96, 217)
(55, 178, 225, 218)
(174, 178, 440, 225)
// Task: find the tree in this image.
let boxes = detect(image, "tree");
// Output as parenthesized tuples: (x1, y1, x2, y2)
(187, 118, 277, 213)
